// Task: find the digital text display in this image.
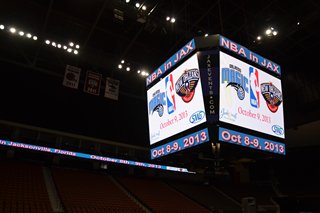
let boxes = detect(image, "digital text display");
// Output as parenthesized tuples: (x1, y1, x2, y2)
(150, 128, 210, 159)
(147, 53, 207, 145)
(219, 51, 285, 138)
(0, 139, 194, 173)
(218, 127, 286, 155)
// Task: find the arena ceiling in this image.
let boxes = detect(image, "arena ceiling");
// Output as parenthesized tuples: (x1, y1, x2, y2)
(0, 0, 320, 149)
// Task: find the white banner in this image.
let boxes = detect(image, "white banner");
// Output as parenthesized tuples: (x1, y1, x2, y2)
(104, 78, 120, 100)
(62, 65, 81, 89)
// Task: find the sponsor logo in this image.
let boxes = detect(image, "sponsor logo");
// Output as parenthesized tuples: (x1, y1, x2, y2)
(272, 125, 284, 136)
(261, 82, 282, 113)
(220, 108, 237, 121)
(175, 68, 200, 103)
(189, 110, 205, 124)
(165, 74, 176, 114)
(221, 64, 248, 100)
(148, 89, 166, 117)
(151, 131, 160, 140)
(249, 67, 260, 108)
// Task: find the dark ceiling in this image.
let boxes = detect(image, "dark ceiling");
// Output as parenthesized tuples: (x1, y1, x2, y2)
(0, 0, 320, 148)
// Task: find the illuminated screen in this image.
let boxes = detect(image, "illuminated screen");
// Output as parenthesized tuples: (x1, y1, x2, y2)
(219, 51, 285, 138)
(218, 127, 286, 155)
(147, 53, 207, 145)
(0, 139, 194, 173)
(150, 128, 210, 159)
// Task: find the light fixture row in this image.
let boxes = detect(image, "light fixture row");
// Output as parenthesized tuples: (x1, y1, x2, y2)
(255, 27, 278, 42)
(0, 23, 80, 55)
(118, 60, 149, 77)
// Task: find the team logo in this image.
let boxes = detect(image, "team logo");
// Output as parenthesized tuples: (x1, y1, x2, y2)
(249, 67, 260, 108)
(175, 68, 200, 103)
(261, 82, 282, 113)
(221, 64, 248, 100)
(148, 89, 166, 117)
(165, 74, 176, 114)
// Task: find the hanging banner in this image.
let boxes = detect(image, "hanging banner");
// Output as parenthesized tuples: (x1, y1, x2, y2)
(62, 65, 81, 89)
(104, 77, 120, 100)
(83, 71, 102, 96)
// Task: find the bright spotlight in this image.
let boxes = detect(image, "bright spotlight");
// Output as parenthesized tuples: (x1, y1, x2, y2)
(137, 70, 141, 74)
(45, 40, 50, 44)
(265, 29, 272, 35)
(75, 44, 80, 49)
(67, 48, 72, 53)
(118, 64, 123, 69)
(170, 18, 176, 23)
(26, 33, 32, 38)
(272, 31, 278, 36)
(141, 71, 146, 76)
(0, 25, 4, 30)
(142, 5, 146, 10)
(125, 0, 130, 2)
(63, 45, 67, 50)
(257, 36, 262, 40)
(204, 33, 209, 37)
(166, 16, 170, 21)
(52, 42, 56, 47)
(74, 50, 78, 54)
(32, 36, 37, 40)
(121, 60, 125, 64)
(126, 67, 130, 71)
(57, 44, 62, 48)
(9, 27, 16, 34)
(135, 3, 140, 8)
(19, 31, 24, 36)
(69, 42, 74, 47)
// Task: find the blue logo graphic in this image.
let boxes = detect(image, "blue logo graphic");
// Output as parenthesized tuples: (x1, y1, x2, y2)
(272, 125, 284, 136)
(165, 74, 176, 114)
(221, 64, 248, 100)
(149, 89, 166, 117)
(249, 67, 260, 108)
(189, 110, 205, 124)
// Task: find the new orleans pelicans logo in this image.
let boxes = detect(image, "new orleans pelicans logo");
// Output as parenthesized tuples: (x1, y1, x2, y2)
(175, 68, 200, 103)
(261, 82, 282, 113)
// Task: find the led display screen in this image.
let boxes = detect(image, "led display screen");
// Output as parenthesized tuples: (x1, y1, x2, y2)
(219, 51, 285, 138)
(147, 53, 207, 145)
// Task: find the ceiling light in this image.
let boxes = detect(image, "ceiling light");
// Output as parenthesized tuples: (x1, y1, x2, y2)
(141, 71, 146, 76)
(170, 18, 176, 23)
(52, 42, 56, 47)
(32, 36, 37, 40)
(9, 27, 16, 34)
(63, 45, 67, 50)
(26, 33, 32, 38)
(67, 48, 72, 52)
(272, 31, 278, 36)
(19, 31, 24, 36)
(74, 50, 78, 54)
(166, 16, 170, 21)
(118, 64, 123, 69)
(297, 22, 300, 25)
(0, 24, 4, 30)
(135, 3, 140, 8)
(121, 60, 125, 64)
(69, 42, 74, 47)
(57, 44, 62, 48)
(137, 70, 141, 74)
(204, 33, 209, 37)
(265, 29, 272, 35)
(126, 67, 130, 71)
(257, 36, 261, 40)
(125, 0, 130, 3)
(142, 5, 146, 10)
(45, 40, 50, 44)
(75, 44, 80, 49)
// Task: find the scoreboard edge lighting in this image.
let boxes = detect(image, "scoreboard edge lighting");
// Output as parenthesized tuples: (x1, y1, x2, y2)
(146, 34, 286, 160)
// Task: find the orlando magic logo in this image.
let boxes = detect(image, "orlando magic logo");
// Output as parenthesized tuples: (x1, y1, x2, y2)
(165, 74, 176, 114)
(148, 89, 166, 117)
(221, 64, 248, 100)
(175, 68, 200, 103)
(261, 82, 282, 113)
(249, 67, 260, 108)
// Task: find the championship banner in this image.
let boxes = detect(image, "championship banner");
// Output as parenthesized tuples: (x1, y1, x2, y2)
(83, 71, 102, 96)
(104, 77, 120, 100)
(62, 65, 81, 89)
